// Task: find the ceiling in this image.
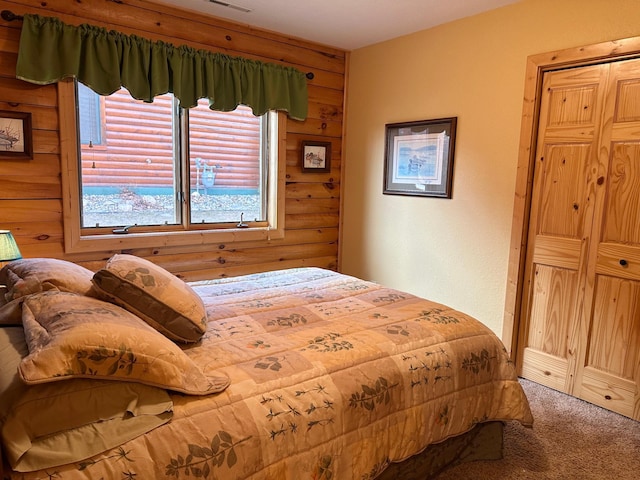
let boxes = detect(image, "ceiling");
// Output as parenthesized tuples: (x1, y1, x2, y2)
(150, 0, 520, 50)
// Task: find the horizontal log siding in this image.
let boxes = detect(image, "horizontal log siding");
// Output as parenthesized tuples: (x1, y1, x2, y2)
(188, 103, 261, 190)
(81, 91, 174, 189)
(81, 91, 261, 190)
(0, 0, 346, 279)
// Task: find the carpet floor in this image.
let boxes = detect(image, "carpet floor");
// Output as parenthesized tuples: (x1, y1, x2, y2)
(435, 378, 640, 479)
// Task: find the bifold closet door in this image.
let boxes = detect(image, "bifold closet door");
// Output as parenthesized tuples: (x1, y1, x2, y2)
(518, 58, 640, 420)
(518, 63, 609, 395)
(575, 59, 640, 420)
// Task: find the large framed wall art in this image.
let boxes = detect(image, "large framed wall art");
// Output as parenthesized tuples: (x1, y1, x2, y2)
(383, 117, 457, 198)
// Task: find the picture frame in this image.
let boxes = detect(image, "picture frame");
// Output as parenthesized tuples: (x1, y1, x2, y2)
(0, 110, 33, 160)
(301, 140, 331, 173)
(383, 117, 457, 198)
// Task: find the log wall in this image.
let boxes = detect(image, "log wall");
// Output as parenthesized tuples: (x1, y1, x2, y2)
(80, 91, 262, 191)
(0, 0, 346, 279)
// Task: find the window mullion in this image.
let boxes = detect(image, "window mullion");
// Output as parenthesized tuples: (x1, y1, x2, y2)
(175, 101, 190, 228)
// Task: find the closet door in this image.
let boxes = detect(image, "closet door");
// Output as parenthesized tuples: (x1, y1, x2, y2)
(576, 59, 640, 419)
(517, 64, 609, 395)
(519, 58, 640, 420)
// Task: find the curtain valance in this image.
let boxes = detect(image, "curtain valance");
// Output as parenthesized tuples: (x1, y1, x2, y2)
(16, 14, 308, 120)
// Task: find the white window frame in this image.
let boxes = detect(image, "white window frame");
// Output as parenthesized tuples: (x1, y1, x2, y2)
(58, 79, 285, 254)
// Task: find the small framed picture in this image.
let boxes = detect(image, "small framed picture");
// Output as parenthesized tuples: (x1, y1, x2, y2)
(383, 117, 457, 198)
(301, 141, 331, 173)
(0, 110, 33, 160)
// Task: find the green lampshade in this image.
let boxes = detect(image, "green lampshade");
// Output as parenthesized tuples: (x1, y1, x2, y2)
(0, 230, 22, 262)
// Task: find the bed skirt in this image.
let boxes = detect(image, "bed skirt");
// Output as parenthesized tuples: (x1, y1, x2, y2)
(378, 421, 504, 479)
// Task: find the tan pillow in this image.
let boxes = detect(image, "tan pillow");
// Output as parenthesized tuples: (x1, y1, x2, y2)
(0, 326, 30, 421)
(92, 254, 207, 343)
(18, 291, 229, 395)
(0, 298, 24, 327)
(0, 258, 96, 303)
(0, 323, 173, 472)
(2, 379, 173, 472)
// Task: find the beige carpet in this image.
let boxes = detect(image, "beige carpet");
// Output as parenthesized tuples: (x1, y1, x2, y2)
(436, 378, 640, 479)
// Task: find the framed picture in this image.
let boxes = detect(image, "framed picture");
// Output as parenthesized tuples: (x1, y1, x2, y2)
(301, 141, 331, 173)
(0, 111, 33, 160)
(383, 117, 457, 198)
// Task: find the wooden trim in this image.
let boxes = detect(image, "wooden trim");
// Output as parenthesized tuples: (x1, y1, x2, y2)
(58, 79, 83, 254)
(59, 80, 286, 254)
(272, 112, 287, 238)
(337, 51, 350, 272)
(503, 35, 640, 360)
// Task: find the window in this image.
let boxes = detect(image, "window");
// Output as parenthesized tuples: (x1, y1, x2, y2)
(59, 79, 285, 253)
(77, 83, 103, 146)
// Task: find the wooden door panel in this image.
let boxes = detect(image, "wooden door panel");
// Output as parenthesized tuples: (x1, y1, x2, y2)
(547, 84, 599, 126)
(596, 243, 640, 279)
(518, 64, 608, 395)
(521, 348, 569, 391)
(589, 275, 640, 379)
(615, 78, 640, 123)
(532, 235, 581, 269)
(528, 264, 579, 356)
(602, 142, 640, 244)
(519, 53, 640, 421)
(542, 127, 598, 141)
(541, 65, 605, 121)
(580, 367, 636, 418)
(610, 123, 640, 141)
(538, 144, 592, 238)
(575, 58, 640, 419)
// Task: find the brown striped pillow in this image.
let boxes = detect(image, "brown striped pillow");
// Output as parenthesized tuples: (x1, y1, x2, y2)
(92, 254, 207, 343)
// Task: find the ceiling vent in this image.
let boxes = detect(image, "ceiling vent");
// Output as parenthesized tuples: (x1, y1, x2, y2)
(208, 0, 252, 13)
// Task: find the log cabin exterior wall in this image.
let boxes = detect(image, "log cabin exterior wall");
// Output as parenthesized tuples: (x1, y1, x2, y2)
(80, 90, 262, 191)
(0, 0, 346, 279)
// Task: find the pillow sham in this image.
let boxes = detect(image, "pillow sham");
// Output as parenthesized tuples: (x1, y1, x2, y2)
(0, 326, 30, 421)
(2, 379, 173, 473)
(18, 291, 229, 395)
(92, 254, 207, 343)
(0, 298, 24, 326)
(0, 257, 96, 304)
(1, 324, 173, 473)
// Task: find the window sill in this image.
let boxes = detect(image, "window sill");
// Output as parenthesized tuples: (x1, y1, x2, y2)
(64, 226, 284, 254)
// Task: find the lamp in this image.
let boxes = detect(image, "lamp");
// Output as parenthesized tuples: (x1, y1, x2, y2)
(0, 230, 22, 264)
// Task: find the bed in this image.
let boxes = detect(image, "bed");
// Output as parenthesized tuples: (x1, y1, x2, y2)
(0, 255, 533, 479)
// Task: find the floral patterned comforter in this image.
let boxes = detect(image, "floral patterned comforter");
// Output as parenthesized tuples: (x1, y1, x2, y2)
(9, 267, 533, 479)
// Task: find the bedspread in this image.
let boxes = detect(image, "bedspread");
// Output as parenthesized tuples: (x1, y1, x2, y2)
(8, 267, 533, 479)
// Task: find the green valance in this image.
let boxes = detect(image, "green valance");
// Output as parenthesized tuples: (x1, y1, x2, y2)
(16, 14, 308, 120)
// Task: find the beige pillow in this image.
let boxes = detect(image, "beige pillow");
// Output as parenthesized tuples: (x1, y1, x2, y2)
(92, 254, 207, 343)
(0, 298, 24, 326)
(18, 291, 229, 395)
(2, 379, 173, 472)
(0, 326, 30, 421)
(0, 258, 96, 303)
(0, 323, 173, 473)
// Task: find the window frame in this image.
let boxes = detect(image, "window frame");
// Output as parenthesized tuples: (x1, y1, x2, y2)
(58, 79, 285, 254)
